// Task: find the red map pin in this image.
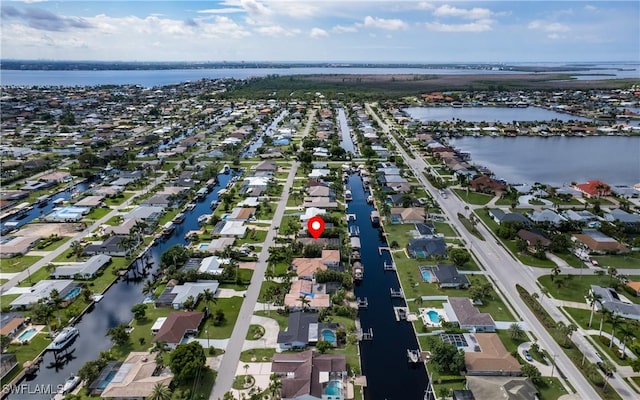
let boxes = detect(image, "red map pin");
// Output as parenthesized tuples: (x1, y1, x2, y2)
(307, 216, 325, 240)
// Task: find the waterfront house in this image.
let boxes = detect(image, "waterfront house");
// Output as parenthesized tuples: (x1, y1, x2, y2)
(445, 297, 496, 332)
(84, 235, 131, 257)
(284, 280, 331, 311)
(213, 220, 247, 238)
(74, 195, 104, 209)
(307, 186, 332, 198)
(100, 352, 173, 399)
(389, 207, 426, 224)
(254, 160, 278, 172)
(140, 193, 172, 208)
(488, 209, 531, 227)
(154, 311, 204, 349)
(562, 209, 597, 225)
(51, 254, 112, 279)
(0, 236, 40, 258)
(0, 314, 26, 339)
(604, 209, 640, 227)
(299, 207, 327, 222)
(572, 230, 630, 254)
(10, 280, 74, 309)
(416, 222, 436, 237)
(277, 311, 319, 350)
(589, 285, 640, 321)
(464, 333, 521, 376)
(292, 250, 341, 279)
(470, 176, 507, 195)
(574, 180, 611, 198)
(527, 209, 566, 226)
(430, 264, 470, 289)
(271, 350, 348, 400)
(465, 376, 537, 400)
(226, 207, 256, 222)
(197, 256, 225, 275)
(406, 237, 447, 259)
(155, 280, 219, 309)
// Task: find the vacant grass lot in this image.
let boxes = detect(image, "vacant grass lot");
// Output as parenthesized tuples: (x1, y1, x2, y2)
(432, 221, 457, 237)
(453, 189, 494, 205)
(83, 207, 112, 220)
(197, 296, 244, 339)
(539, 274, 640, 303)
(0, 256, 43, 273)
(383, 223, 417, 248)
(592, 253, 640, 269)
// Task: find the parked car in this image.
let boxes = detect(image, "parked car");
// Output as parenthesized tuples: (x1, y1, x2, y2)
(596, 361, 613, 377)
(523, 350, 533, 362)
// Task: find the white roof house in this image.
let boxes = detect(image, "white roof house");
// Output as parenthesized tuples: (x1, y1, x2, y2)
(169, 281, 219, 309)
(198, 256, 225, 275)
(299, 207, 327, 222)
(309, 169, 330, 179)
(10, 280, 74, 309)
(51, 255, 111, 279)
(218, 221, 247, 238)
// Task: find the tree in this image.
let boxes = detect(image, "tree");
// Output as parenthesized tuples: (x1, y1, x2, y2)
(131, 304, 147, 321)
(556, 322, 576, 347)
(601, 360, 616, 390)
(49, 289, 63, 326)
(160, 245, 190, 270)
(106, 324, 130, 346)
(149, 383, 172, 400)
(618, 322, 634, 359)
(607, 267, 618, 284)
(31, 301, 54, 329)
(508, 322, 525, 340)
(0, 334, 10, 351)
(609, 313, 620, 349)
(70, 240, 84, 258)
(551, 266, 561, 282)
(298, 295, 311, 311)
(430, 339, 465, 374)
(449, 248, 470, 267)
(268, 373, 282, 399)
(201, 288, 217, 314)
(142, 280, 155, 297)
(169, 342, 207, 385)
(182, 295, 196, 310)
(598, 308, 610, 337)
(586, 291, 602, 328)
(521, 364, 542, 384)
(316, 340, 332, 354)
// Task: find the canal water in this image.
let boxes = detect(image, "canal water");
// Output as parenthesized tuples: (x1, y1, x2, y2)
(337, 108, 356, 154)
(403, 106, 589, 123)
(241, 110, 287, 158)
(9, 173, 234, 400)
(348, 175, 429, 400)
(0, 182, 90, 233)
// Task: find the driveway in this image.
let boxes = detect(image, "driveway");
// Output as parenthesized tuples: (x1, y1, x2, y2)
(518, 342, 554, 376)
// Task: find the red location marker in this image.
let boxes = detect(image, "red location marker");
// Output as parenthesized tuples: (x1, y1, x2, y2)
(307, 216, 325, 240)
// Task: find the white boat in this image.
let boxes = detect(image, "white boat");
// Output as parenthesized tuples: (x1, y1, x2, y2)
(407, 349, 420, 363)
(185, 203, 196, 211)
(221, 164, 230, 174)
(52, 198, 65, 206)
(47, 326, 79, 351)
(62, 375, 80, 394)
(345, 190, 353, 201)
(197, 215, 209, 224)
(162, 221, 175, 235)
(352, 261, 364, 281)
(90, 294, 104, 303)
(173, 213, 186, 224)
(366, 195, 374, 204)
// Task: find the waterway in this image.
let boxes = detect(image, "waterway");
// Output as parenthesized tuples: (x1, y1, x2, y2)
(9, 172, 234, 400)
(0, 182, 90, 234)
(337, 108, 356, 155)
(448, 136, 640, 186)
(404, 106, 589, 123)
(241, 110, 287, 158)
(2, 64, 637, 87)
(348, 175, 428, 400)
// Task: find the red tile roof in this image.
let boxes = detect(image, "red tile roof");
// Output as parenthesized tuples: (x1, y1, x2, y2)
(574, 180, 611, 197)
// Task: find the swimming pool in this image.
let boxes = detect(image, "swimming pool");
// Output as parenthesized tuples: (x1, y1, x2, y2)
(98, 370, 117, 390)
(321, 329, 336, 344)
(197, 243, 210, 251)
(63, 287, 81, 301)
(420, 270, 432, 281)
(427, 311, 440, 324)
(323, 379, 342, 396)
(17, 328, 37, 343)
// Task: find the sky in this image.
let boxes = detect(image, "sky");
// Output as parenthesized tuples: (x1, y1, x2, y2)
(1, 1, 639, 63)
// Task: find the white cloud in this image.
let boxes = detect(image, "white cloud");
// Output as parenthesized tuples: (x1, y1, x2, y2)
(197, 8, 245, 14)
(433, 5, 492, 20)
(528, 20, 570, 33)
(425, 19, 494, 32)
(332, 25, 358, 33)
(584, 5, 597, 12)
(361, 16, 407, 31)
(254, 25, 300, 37)
(417, 2, 434, 10)
(547, 33, 560, 40)
(309, 27, 328, 38)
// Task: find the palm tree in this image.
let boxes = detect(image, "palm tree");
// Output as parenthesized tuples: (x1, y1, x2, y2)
(268, 372, 282, 399)
(142, 280, 155, 297)
(49, 289, 63, 326)
(598, 308, 610, 337)
(607, 267, 618, 284)
(586, 291, 603, 328)
(69, 240, 84, 258)
(609, 313, 620, 349)
(148, 383, 172, 400)
(298, 295, 311, 311)
(201, 288, 216, 314)
(551, 266, 561, 282)
(619, 322, 634, 359)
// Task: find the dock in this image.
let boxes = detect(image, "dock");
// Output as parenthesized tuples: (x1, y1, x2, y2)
(394, 307, 408, 321)
(378, 246, 390, 255)
(357, 297, 368, 308)
(347, 214, 357, 221)
(355, 319, 374, 341)
(407, 349, 421, 363)
(383, 261, 396, 271)
(390, 288, 404, 299)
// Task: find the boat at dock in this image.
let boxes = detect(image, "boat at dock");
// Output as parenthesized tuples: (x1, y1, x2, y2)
(197, 214, 209, 225)
(221, 164, 230, 174)
(185, 202, 196, 211)
(352, 261, 364, 282)
(62, 374, 80, 394)
(90, 294, 104, 303)
(36, 195, 50, 208)
(173, 212, 186, 224)
(52, 198, 65, 206)
(345, 190, 353, 201)
(370, 210, 380, 225)
(47, 326, 79, 351)
(407, 349, 420, 363)
(349, 225, 360, 237)
(161, 221, 175, 235)
(366, 195, 374, 204)
(210, 199, 219, 209)
(196, 187, 208, 200)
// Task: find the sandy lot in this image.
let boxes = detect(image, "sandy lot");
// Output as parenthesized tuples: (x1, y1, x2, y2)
(19, 223, 79, 237)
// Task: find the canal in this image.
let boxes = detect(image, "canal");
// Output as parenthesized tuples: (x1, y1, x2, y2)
(349, 175, 429, 399)
(9, 172, 234, 400)
(337, 108, 356, 155)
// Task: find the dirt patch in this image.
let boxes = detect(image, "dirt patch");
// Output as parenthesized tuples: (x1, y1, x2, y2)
(239, 262, 257, 270)
(19, 223, 79, 237)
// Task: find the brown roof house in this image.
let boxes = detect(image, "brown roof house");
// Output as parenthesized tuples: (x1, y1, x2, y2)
(154, 311, 204, 349)
(292, 250, 341, 280)
(573, 230, 630, 254)
(100, 352, 173, 399)
(444, 297, 496, 332)
(390, 207, 426, 224)
(516, 229, 551, 253)
(470, 176, 507, 195)
(0, 236, 40, 258)
(464, 333, 522, 376)
(284, 280, 331, 311)
(271, 350, 348, 400)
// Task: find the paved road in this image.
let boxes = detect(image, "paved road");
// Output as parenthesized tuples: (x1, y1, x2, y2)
(0, 173, 167, 294)
(366, 104, 617, 400)
(209, 110, 315, 400)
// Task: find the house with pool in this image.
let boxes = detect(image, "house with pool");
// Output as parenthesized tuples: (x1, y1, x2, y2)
(271, 350, 350, 400)
(445, 297, 496, 332)
(277, 311, 341, 350)
(10, 279, 77, 310)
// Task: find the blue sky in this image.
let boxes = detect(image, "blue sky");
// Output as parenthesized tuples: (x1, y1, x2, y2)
(1, 1, 638, 62)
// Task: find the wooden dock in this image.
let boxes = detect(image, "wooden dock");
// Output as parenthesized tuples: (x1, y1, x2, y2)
(390, 288, 404, 298)
(355, 319, 374, 341)
(383, 261, 396, 271)
(394, 307, 408, 321)
(378, 246, 390, 255)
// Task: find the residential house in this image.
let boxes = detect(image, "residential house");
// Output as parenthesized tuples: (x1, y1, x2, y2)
(198, 256, 225, 275)
(562, 210, 597, 225)
(390, 207, 426, 224)
(255, 160, 278, 172)
(10, 280, 75, 309)
(604, 209, 640, 227)
(140, 193, 172, 208)
(516, 230, 551, 252)
(0, 354, 18, 382)
(300, 207, 327, 222)
(487, 209, 531, 227)
(0, 236, 40, 258)
(84, 235, 131, 257)
(292, 250, 341, 279)
(51, 254, 112, 279)
(226, 207, 256, 222)
(74, 195, 104, 209)
(303, 197, 338, 209)
(155, 280, 219, 309)
(626, 282, 640, 297)
(100, 352, 173, 399)
(241, 176, 270, 196)
(465, 376, 537, 400)
(213, 220, 247, 238)
(277, 311, 319, 350)
(284, 280, 331, 311)
(445, 297, 496, 332)
(415, 222, 436, 237)
(430, 264, 470, 288)
(574, 180, 611, 198)
(271, 350, 348, 400)
(154, 311, 204, 349)
(589, 285, 640, 321)
(406, 237, 447, 259)
(307, 186, 331, 198)
(464, 333, 521, 376)
(470, 176, 507, 194)
(573, 230, 630, 254)
(0, 313, 26, 339)
(386, 194, 405, 207)
(528, 209, 566, 225)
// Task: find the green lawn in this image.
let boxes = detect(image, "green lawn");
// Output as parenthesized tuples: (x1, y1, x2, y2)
(539, 274, 640, 303)
(36, 236, 70, 251)
(432, 222, 457, 237)
(591, 254, 640, 269)
(1, 334, 51, 385)
(17, 267, 50, 287)
(240, 348, 276, 362)
(197, 296, 244, 339)
(556, 252, 588, 269)
(501, 239, 557, 268)
(255, 310, 289, 330)
(235, 229, 268, 246)
(83, 207, 112, 220)
(383, 223, 417, 248)
(53, 247, 80, 262)
(586, 335, 634, 367)
(104, 192, 135, 206)
(537, 377, 570, 400)
(453, 189, 494, 205)
(0, 256, 43, 273)
(87, 257, 131, 294)
(495, 328, 526, 354)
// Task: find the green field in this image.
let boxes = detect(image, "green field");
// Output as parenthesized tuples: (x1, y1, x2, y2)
(539, 274, 640, 303)
(453, 189, 494, 205)
(591, 253, 640, 269)
(0, 256, 43, 273)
